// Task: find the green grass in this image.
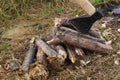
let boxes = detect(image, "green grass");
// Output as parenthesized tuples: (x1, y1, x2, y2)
(93, 0, 103, 5)
(55, 7, 63, 13)
(0, 0, 120, 27)
(93, 0, 120, 6)
(2, 42, 9, 49)
(0, 0, 69, 27)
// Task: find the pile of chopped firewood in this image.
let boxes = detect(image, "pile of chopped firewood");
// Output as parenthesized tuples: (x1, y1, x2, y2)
(20, 18, 113, 79)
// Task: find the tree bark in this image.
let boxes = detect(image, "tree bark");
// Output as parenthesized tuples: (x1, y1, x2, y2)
(21, 44, 37, 72)
(35, 38, 58, 62)
(36, 47, 47, 66)
(47, 37, 61, 45)
(56, 30, 113, 54)
(59, 27, 105, 43)
(88, 29, 102, 38)
(55, 45, 67, 63)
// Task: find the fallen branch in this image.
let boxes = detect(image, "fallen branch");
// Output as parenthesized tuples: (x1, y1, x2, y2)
(45, 45, 67, 70)
(36, 47, 47, 67)
(88, 29, 102, 38)
(47, 37, 61, 45)
(56, 30, 113, 54)
(21, 43, 37, 72)
(35, 37, 58, 62)
(59, 26, 105, 43)
(55, 45, 67, 64)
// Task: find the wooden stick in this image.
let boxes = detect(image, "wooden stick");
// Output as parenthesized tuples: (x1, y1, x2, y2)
(56, 30, 113, 54)
(35, 38, 58, 62)
(89, 29, 103, 39)
(47, 37, 61, 45)
(55, 45, 67, 63)
(48, 44, 67, 69)
(59, 26, 105, 43)
(21, 44, 37, 72)
(66, 45, 77, 63)
(36, 47, 47, 66)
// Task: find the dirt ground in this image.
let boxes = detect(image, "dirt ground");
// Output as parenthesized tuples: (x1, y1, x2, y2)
(0, 1, 120, 80)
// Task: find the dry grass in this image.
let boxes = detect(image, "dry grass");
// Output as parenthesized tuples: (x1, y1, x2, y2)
(0, 0, 69, 18)
(0, 0, 70, 27)
(0, 0, 118, 21)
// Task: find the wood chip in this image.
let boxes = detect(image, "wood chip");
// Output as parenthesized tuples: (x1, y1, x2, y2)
(66, 45, 77, 63)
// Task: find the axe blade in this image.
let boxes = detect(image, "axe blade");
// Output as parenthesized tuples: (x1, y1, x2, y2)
(69, 16, 94, 33)
(68, 9, 103, 33)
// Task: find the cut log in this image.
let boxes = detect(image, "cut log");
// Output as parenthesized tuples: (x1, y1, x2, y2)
(59, 27, 105, 43)
(36, 47, 47, 67)
(56, 30, 113, 54)
(56, 45, 67, 59)
(21, 43, 37, 72)
(35, 37, 58, 62)
(55, 45, 67, 64)
(74, 47, 85, 57)
(66, 45, 77, 63)
(45, 45, 67, 70)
